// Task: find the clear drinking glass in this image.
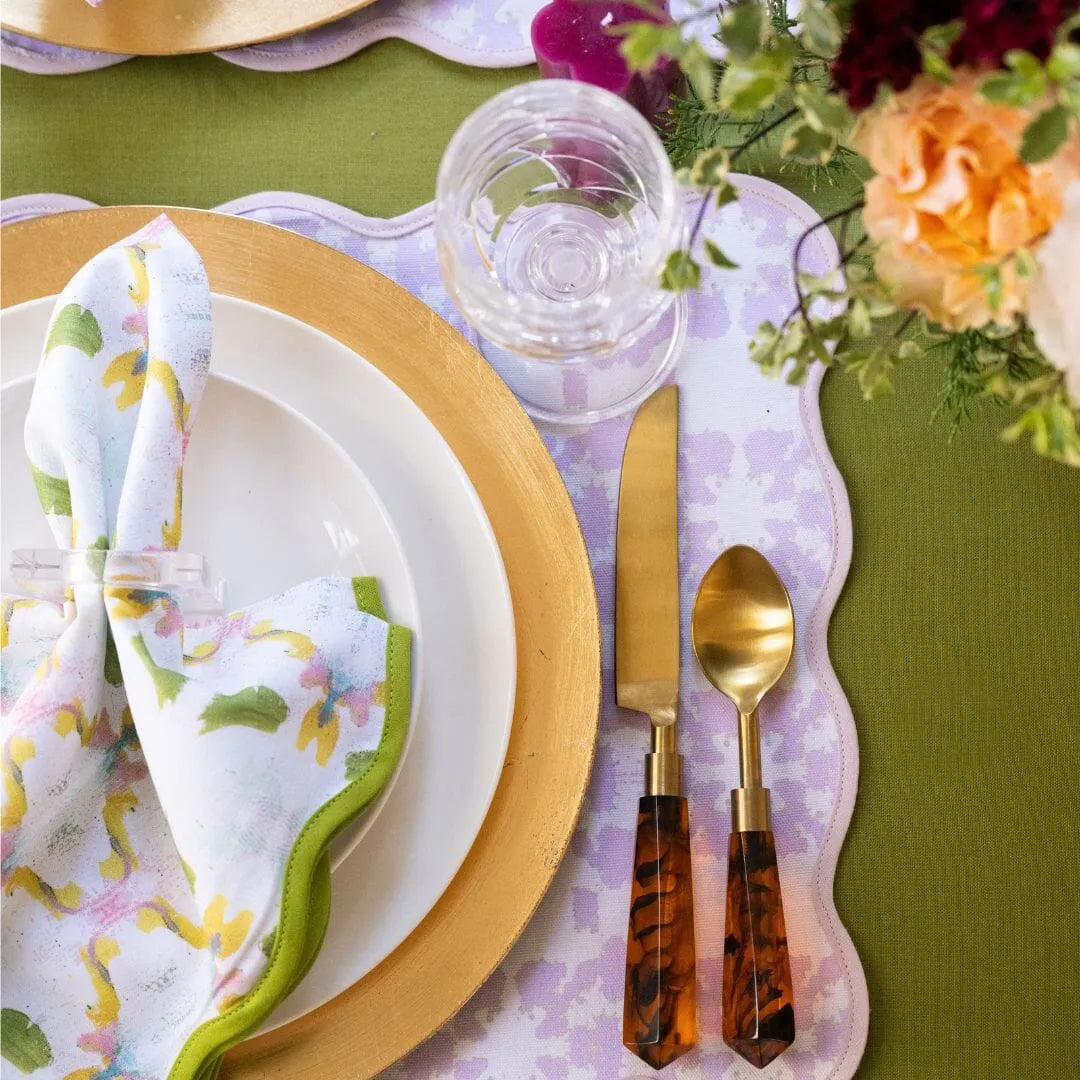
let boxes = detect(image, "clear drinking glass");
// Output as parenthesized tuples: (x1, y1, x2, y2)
(435, 79, 687, 426)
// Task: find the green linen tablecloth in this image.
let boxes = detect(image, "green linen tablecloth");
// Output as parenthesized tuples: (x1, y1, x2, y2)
(3, 43, 1079, 1078)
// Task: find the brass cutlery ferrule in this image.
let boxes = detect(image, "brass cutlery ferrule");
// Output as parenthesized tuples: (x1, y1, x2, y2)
(731, 786, 771, 832)
(645, 721, 681, 797)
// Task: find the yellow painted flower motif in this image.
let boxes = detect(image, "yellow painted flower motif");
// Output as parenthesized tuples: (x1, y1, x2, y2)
(107, 588, 163, 621)
(294, 648, 378, 766)
(245, 621, 317, 661)
(81, 936, 121, 1029)
(100, 247, 153, 408)
(148, 358, 192, 434)
(136, 896, 207, 947)
(185, 639, 219, 662)
(2, 736, 35, 829)
(102, 247, 192, 434)
(5, 866, 83, 917)
(297, 700, 338, 767)
(161, 464, 184, 551)
(0, 597, 42, 650)
(126, 244, 151, 308)
(99, 790, 139, 881)
(202, 894, 254, 959)
(138, 893, 253, 960)
(101, 346, 148, 411)
(26, 647, 63, 691)
(54, 700, 95, 746)
(104, 243, 153, 406)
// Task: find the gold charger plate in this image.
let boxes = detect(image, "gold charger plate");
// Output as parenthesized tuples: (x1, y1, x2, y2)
(1, 206, 601, 1078)
(2, 0, 373, 56)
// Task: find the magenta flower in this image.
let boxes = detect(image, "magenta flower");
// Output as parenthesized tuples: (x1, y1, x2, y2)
(531, 0, 685, 127)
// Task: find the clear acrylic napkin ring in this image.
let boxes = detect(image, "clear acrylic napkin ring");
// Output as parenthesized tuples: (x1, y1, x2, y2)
(10, 549, 226, 615)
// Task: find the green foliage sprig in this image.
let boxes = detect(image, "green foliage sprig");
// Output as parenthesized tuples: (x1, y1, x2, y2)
(613, 0, 1080, 466)
(620, 1, 855, 286)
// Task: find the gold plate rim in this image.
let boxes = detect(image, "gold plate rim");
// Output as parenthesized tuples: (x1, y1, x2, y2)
(1, 0, 375, 56)
(1, 206, 601, 1078)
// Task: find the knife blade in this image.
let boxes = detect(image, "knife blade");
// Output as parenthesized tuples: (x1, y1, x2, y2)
(615, 383, 680, 728)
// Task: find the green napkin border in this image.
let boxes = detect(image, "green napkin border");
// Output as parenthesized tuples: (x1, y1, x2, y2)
(173, 577, 411, 1080)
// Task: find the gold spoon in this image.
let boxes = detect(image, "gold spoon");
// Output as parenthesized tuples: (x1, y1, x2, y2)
(692, 545, 796, 1069)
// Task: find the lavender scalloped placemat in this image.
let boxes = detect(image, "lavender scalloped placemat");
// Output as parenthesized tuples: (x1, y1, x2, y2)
(0, 179, 868, 1080)
(1, 0, 721, 74)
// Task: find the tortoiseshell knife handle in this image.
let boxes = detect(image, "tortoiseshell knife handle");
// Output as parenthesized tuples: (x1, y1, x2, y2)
(622, 795, 697, 1070)
(722, 829, 796, 1069)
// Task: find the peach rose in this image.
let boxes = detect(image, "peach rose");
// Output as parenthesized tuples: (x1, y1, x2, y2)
(852, 71, 1080, 331)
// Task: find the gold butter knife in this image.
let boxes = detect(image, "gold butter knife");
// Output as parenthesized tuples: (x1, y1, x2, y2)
(615, 384, 697, 1070)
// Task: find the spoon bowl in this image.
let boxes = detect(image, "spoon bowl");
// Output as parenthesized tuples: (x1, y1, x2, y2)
(691, 544, 794, 715)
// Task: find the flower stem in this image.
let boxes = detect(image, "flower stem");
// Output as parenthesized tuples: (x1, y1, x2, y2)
(840, 233, 870, 266)
(729, 107, 800, 165)
(790, 200, 866, 354)
(686, 106, 801, 252)
(892, 310, 918, 340)
(687, 193, 712, 252)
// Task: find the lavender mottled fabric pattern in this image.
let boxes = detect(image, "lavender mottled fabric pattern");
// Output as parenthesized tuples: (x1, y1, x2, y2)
(0, 180, 868, 1077)
(1, 0, 721, 73)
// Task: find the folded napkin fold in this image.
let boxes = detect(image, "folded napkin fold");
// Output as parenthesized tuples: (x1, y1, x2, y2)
(1, 216, 411, 1079)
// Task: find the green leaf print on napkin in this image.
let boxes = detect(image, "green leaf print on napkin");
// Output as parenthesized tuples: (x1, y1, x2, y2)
(199, 686, 289, 735)
(103, 627, 123, 687)
(0, 1009, 53, 1074)
(259, 929, 277, 958)
(44, 303, 102, 357)
(129, 634, 188, 706)
(180, 857, 197, 891)
(29, 466, 71, 517)
(344, 749, 376, 781)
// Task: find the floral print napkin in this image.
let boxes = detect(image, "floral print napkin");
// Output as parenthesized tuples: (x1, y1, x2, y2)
(0, 216, 411, 1080)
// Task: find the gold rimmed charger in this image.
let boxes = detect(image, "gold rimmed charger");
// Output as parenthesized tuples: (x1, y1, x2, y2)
(1, 207, 601, 1078)
(2, 0, 373, 56)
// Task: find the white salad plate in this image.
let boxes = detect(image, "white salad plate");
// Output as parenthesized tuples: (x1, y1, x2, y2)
(0, 294, 517, 1031)
(1, 369, 421, 869)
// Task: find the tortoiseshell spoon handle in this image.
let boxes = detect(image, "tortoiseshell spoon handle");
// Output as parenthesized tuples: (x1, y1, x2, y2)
(722, 828, 795, 1069)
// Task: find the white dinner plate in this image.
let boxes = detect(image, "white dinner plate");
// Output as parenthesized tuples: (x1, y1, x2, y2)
(0, 295, 517, 1032)
(0, 370, 421, 869)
